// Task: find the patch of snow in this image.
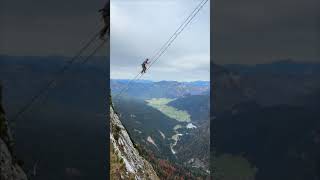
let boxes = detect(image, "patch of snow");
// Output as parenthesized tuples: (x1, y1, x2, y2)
(134, 129, 142, 134)
(170, 145, 176, 154)
(159, 130, 165, 139)
(188, 158, 195, 163)
(186, 123, 197, 129)
(170, 133, 183, 155)
(171, 134, 183, 146)
(173, 125, 183, 130)
(147, 136, 158, 149)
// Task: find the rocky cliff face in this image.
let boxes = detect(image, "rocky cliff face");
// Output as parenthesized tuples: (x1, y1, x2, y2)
(110, 105, 159, 180)
(0, 85, 28, 180)
(0, 138, 28, 180)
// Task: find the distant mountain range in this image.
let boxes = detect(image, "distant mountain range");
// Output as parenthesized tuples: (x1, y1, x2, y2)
(225, 59, 320, 76)
(3, 55, 319, 179)
(112, 59, 320, 179)
(0, 55, 108, 179)
(111, 79, 210, 99)
(213, 61, 320, 112)
(212, 60, 320, 179)
(118, 60, 320, 179)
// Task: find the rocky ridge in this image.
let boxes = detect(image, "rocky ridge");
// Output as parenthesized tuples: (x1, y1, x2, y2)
(0, 85, 28, 180)
(110, 105, 159, 180)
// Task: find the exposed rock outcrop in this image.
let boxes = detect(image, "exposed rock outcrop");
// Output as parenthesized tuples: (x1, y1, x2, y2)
(0, 138, 28, 180)
(110, 105, 159, 180)
(0, 85, 28, 180)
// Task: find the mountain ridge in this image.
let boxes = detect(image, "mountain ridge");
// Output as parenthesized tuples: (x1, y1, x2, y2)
(0, 85, 28, 180)
(110, 103, 159, 179)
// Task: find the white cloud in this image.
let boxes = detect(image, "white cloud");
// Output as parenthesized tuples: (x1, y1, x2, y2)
(111, 0, 210, 81)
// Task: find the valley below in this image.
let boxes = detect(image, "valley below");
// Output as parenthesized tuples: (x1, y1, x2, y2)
(0, 56, 108, 180)
(212, 60, 320, 180)
(111, 80, 210, 179)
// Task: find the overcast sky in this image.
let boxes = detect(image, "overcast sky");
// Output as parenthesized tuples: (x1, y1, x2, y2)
(0, 0, 107, 56)
(110, 0, 210, 81)
(2, 0, 316, 69)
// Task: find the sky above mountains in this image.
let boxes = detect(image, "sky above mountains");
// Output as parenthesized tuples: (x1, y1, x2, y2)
(0, 0, 107, 56)
(1, 0, 316, 68)
(110, 0, 210, 81)
(214, 0, 320, 64)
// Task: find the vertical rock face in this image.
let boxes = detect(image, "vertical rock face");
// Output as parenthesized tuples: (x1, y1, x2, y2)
(110, 105, 159, 180)
(0, 139, 28, 180)
(0, 85, 28, 180)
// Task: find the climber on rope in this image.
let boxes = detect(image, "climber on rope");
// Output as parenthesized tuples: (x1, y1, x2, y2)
(141, 58, 150, 74)
(99, 0, 110, 40)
